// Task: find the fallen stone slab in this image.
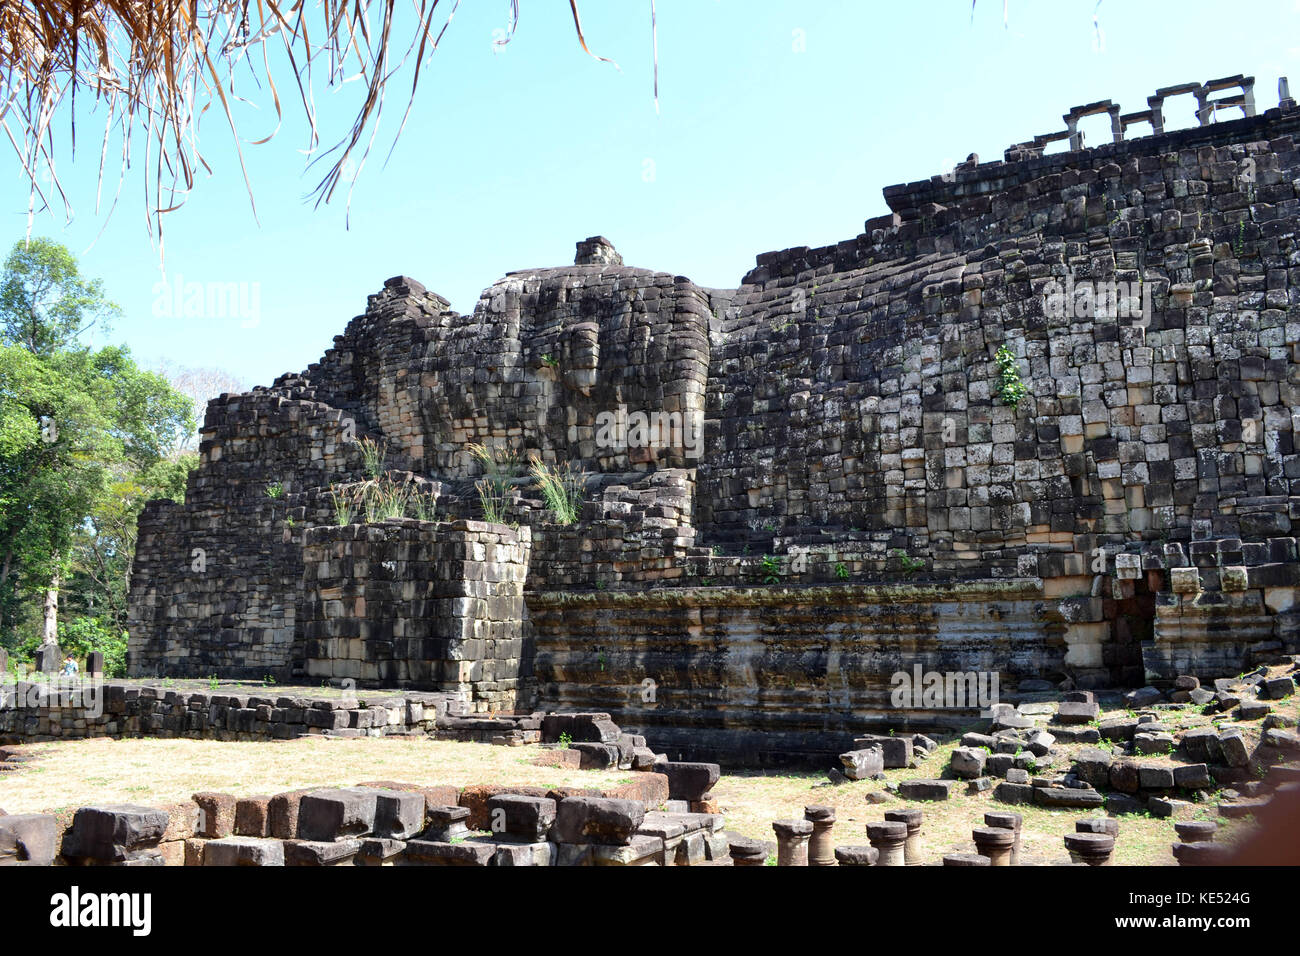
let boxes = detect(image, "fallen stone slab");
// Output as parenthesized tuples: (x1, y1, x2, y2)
(553, 797, 645, 845)
(1263, 729, 1300, 752)
(1134, 732, 1175, 755)
(62, 805, 169, 863)
(1181, 728, 1223, 763)
(540, 713, 618, 744)
(1219, 798, 1270, 819)
(488, 840, 557, 867)
(284, 839, 363, 866)
(487, 794, 557, 843)
(1172, 841, 1233, 866)
(1137, 765, 1176, 790)
(372, 790, 425, 840)
(1218, 732, 1252, 768)
(1076, 817, 1119, 836)
(401, 839, 496, 866)
(1033, 787, 1105, 809)
(571, 742, 620, 770)
(296, 788, 378, 842)
(1124, 687, 1164, 707)
(592, 834, 663, 866)
(1172, 763, 1213, 789)
(267, 790, 314, 840)
(1098, 718, 1139, 741)
(233, 796, 272, 837)
(852, 735, 913, 769)
(834, 845, 879, 866)
(1109, 760, 1140, 793)
(839, 746, 885, 781)
(898, 779, 954, 801)
(1073, 748, 1113, 788)
(993, 782, 1034, 806)
(1236, 701, 1271, 720)
(1106, 793, 1144, 815)
(203, 836, 285, 866)
(949, 747, 987, 779)
(1056, 701, 1100, 724)
(356, 838, 407, 866)
(1026, 730, 1056, 756)
(1174, 821, 1218, 843)
(1261, 676, 1295, 700)
(1148, 797, 1195, 819)
(192, 792, 237, 838)
(0, 814, 57, 865)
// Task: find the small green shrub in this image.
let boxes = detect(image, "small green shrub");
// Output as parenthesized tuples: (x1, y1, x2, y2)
(530, 458, 586, 525)
(993, 344, 1028, 407)
(359, 436, 387, 479)
(469, 443, 521, 524)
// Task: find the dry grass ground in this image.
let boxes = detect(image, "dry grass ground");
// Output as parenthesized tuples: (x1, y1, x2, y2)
(0, 736, 633, 814)
(3, 682, 1291, 865)
(710, 738, 1253, 866)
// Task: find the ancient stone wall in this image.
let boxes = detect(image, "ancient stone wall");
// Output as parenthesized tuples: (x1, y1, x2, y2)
(528, 581, 1060, 767)
(299, 519, 530, 710)
(126, 77, 1300, 747)
(127, 393, 366, 679)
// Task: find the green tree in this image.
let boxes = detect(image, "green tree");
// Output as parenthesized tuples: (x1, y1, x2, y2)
(0, 238, 119, 356)
(0, 239, 194, 655)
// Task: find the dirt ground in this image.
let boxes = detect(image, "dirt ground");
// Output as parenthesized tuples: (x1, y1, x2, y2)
(0, 718, 1269, 865)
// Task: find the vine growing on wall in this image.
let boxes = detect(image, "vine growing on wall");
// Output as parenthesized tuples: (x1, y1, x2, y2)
(993, 344, 1028, 408)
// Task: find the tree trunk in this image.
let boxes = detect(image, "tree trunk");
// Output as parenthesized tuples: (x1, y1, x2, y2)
(0, 548, 10, 632)
(42, 568, 59, 645)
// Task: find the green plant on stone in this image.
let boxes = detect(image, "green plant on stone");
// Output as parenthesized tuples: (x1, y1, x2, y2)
(889, 548, 925, 575)
(329, 484, 357, 526)
(541, 353, 559, 368)
(208, 675, 220, 691)
(993, 344, 1028, 407)
(835, 562, 850, 581)
(361, 475, 413, 522)
(265, 481, 284, 499)
(759, 554, 782, 585)
(558, 732, 572, 749)
(468, 442, 521, 524)
(359, 436, 387, 479)
(411, 489, 438, 523)
(530, 458, 586, 525)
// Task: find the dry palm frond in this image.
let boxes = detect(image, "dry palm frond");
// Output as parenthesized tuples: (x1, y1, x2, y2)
(0, 1, 638, 248)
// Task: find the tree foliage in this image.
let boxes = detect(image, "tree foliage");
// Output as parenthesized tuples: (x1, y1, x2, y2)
(0, 238, 196, 657)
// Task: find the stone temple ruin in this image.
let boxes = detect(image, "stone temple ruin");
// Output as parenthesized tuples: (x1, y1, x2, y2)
(124, 74, 1300, 768)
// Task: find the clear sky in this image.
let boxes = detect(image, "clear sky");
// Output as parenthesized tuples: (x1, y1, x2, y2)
(4, 1, 1297, 388)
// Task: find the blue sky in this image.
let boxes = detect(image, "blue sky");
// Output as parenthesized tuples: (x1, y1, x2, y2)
(4, 1, 1297, 388)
